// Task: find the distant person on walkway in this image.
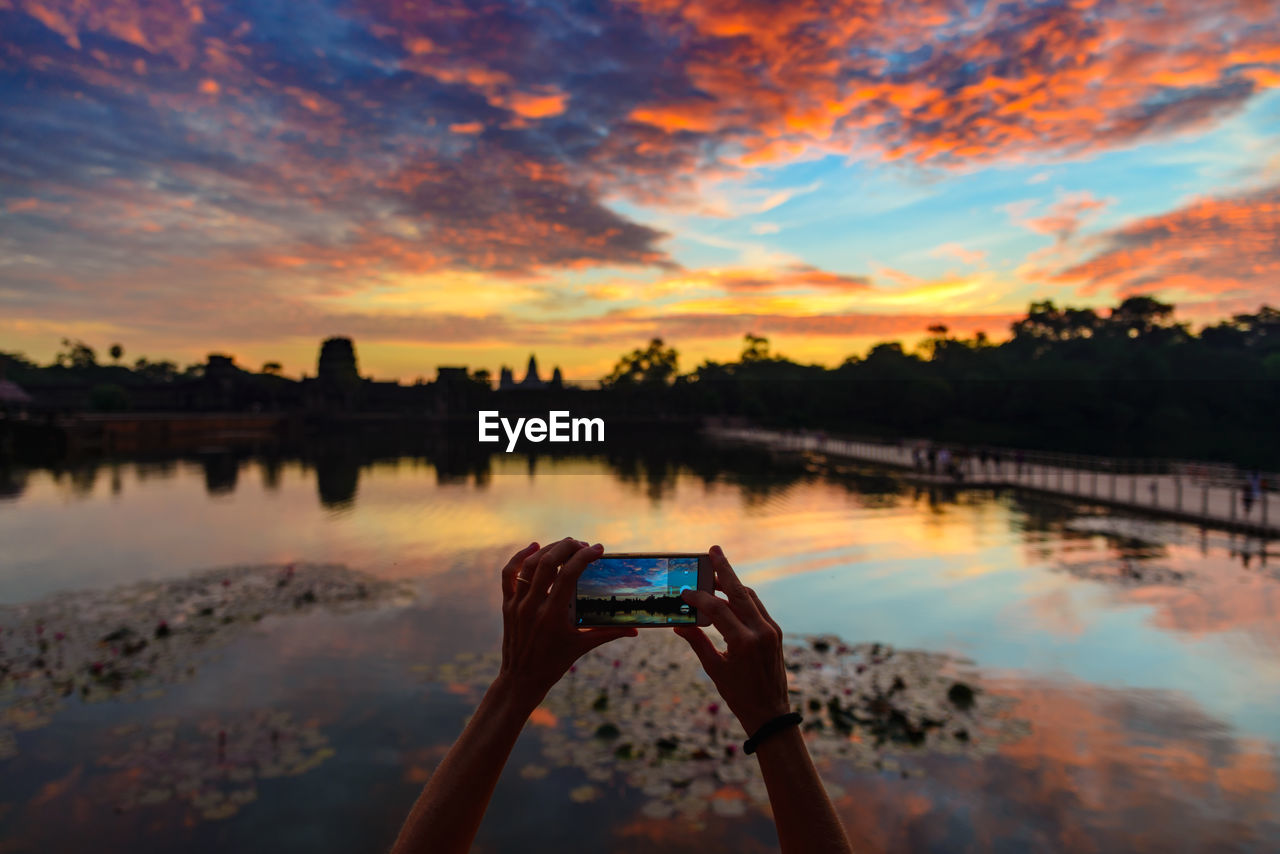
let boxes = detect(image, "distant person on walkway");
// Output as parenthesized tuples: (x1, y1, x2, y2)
(1015, 450, 1025, 476)
(1242, 480, 1255, 515)
(927, 446, 938, 475)
(1149, 480, 1159, 505)
(391, 539, 855, 854)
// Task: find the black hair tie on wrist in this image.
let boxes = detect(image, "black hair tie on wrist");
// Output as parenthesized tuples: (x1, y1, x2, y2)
(743, 712, 803, 755)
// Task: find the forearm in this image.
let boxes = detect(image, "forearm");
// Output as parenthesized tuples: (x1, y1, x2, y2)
(755, 727, 854, 854)
(391, 676, 538, 854)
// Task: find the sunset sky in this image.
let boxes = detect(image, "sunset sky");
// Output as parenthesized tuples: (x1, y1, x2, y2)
(2, 0, 1278, 380)
(577, 557, 684, 600)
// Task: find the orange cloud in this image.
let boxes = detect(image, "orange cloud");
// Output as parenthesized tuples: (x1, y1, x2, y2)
(502, 89, 569, 119)
(4, 0, 1277, 376)
(673, 265, 871, 295)
(617, 0, 1280, 170)
(12, 0, 204, 62)
(5, 197, 45, 213)
(1012, 192, 1109, 242)
(1052, 183, 1280, 301)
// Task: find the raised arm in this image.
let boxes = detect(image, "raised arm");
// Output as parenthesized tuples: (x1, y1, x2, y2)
(675, 546, 855, 854)
(391, 538, 635, 854)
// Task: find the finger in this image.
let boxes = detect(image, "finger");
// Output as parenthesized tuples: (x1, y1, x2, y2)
(502, 542, 541, 662)
(708, 545, 762, 623)
(745, 587, 782, 638)
(681, 589, 750, 645)
(526, 538, 583, 604)
(673, 626, 723, 673)
(502, 542, 540, 600)
(513, 542, 556, 605)
(574, 626, 637, 654)
(547, 542, 603, 612)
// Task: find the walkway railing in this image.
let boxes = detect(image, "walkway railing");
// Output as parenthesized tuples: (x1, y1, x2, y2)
(705, 425, 1278, 538)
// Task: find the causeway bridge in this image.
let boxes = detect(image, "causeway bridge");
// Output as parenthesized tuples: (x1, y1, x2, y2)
(706, 425, 1279, 540)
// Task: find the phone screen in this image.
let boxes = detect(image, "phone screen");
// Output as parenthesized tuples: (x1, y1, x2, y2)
(576, 556, 698, 626)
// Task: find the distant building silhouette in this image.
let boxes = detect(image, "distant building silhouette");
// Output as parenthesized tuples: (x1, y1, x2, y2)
(318, 337, 359, 386)
(188, 353, 240, 410)
(435, 366, 469, 383)
(205, 354, 236, 380)
(522, 355, 544, 388)
(498, 355, 564, 390)
(313, 337, 361, 411)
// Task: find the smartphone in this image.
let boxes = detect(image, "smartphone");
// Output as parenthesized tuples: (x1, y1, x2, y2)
(574, 553, 713, 627)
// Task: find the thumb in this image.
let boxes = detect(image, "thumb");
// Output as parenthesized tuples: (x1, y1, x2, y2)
(674, 626, 722, 674)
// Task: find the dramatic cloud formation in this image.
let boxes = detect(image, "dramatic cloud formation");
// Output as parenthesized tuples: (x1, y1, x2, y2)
(577, 558, 671, 598)
(622, 0, 1280, 167)
(1053, 183, 1280, 301)
(1, 0, 1278, 374)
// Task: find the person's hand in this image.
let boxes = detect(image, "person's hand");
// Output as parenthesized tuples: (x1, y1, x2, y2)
(496, 538, 636, 711)
(675, 545, 791, 735)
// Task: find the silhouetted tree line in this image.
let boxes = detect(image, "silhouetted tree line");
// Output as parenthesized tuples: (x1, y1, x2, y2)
(600, 297, 1280, 468)
(0, 337, 492, 415)
(0, 339, 301, 413)
(576, 594, 688, 618)
(4, 298, 1277, 467)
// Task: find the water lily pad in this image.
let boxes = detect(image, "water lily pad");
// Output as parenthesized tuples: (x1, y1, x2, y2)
(98, 708, 331, 823)
(420, 630, 1028, 819)
(0, 563, 412, 757)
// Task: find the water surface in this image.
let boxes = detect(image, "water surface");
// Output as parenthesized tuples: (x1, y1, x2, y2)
(2, 446, 1278, 852)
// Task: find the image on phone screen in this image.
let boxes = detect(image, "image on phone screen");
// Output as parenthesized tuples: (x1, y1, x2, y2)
(576, 557, 698, 626)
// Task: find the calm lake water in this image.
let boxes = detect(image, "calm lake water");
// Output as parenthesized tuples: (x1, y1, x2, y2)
(2, 442, 1279, 852)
